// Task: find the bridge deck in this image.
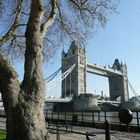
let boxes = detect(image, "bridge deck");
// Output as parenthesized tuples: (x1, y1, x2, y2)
(87, 62, 123, 77)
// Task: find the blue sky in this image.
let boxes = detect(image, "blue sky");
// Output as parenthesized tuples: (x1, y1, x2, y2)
(13, 1, 140, 98)
(85, 0, 140, 98)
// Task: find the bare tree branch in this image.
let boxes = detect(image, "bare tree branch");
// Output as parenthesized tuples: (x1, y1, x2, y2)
(0, 0, 23, 45)
(0, 0, 118, 60)
(56, 3, 73, 40)
(0, 51, 19, 80)
(41, 0, 58, 36)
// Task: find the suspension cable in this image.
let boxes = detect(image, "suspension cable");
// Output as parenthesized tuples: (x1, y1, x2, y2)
(45, 67, 61, 83)
(46, 64, 76, 90)
(70, 73, 71, 97)
(128, 80, 138, 97)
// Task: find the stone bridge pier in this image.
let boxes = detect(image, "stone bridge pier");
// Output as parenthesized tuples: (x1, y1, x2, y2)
(109, 59, 129, 103)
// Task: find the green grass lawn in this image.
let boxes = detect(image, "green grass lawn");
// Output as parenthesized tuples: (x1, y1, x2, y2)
(0, 130, 6, 140)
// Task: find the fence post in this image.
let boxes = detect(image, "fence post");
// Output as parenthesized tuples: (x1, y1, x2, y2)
(65, 111, 66, 122)
(92, 111, 94, 125)
(58, 111, 59, 119)
(82, 111, 84, 125)
(51, 111, 53, 119)
(136, 112, 139, 127)
(98, 111, 100, 122)
(105, 111, 107, 121)
(56, 126, 60, 140)
(105, 120, 110, 140)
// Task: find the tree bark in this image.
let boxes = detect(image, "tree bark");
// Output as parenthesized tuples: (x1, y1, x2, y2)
(0, 52, 20, 139)
(0, 41, 47, 140)
(18, 21, 47, 140)
(18, 0, 47, 139)
(0, 0, 48, 140)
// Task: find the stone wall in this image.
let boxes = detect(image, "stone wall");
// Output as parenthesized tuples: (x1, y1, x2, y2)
(61, 41, 86, 98)
(109, 59, 129, 103)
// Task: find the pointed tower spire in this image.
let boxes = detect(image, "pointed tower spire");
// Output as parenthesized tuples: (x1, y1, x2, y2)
(112, 58, 121, 70)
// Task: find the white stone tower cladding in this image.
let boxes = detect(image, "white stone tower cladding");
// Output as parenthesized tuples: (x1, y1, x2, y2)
(109, 59, 129, 103)
(61, 41, 86, 99)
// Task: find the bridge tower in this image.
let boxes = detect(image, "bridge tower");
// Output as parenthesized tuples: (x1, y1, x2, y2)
(109, 59, 129, 103)
(61, 41, 86, 99)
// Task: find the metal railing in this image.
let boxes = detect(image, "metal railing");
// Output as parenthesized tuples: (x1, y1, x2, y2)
(45, 111, 140, 127)
(0, 109, 5, 117)
(0, 109, 139, 127)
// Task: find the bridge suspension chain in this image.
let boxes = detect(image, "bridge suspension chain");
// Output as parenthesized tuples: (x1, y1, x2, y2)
(45, 67, 61, 83)
(46, 64, 76, 90)
(128, 80, 138, 97)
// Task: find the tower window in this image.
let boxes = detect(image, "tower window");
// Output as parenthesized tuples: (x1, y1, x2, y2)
(72, 49, 75, 54)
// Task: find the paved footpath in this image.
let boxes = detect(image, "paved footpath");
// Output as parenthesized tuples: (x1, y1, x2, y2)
(48, 126, 140, 140)
(1, 118, 140, 140)
(0, 117, 6, 130)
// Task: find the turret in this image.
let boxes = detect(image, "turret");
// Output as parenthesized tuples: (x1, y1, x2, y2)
(112, 59, 127, 76)
(61, 40, 86, 99)
(112, 59, 121, 70)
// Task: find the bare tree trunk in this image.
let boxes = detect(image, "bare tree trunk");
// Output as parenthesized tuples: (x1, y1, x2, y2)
(17, 0, 48, 139)
(0, 44, 47, 140)
(0, 52, 20, 139)
(18, 28, 47, 140)
(0, 0, 48, 140)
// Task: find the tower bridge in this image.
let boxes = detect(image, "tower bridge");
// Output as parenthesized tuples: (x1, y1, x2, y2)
(61, 41, 129, 103)
(46, 40, 129, 111)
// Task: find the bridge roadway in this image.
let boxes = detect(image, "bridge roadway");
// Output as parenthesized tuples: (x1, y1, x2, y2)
(86, 62, 123, 77)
